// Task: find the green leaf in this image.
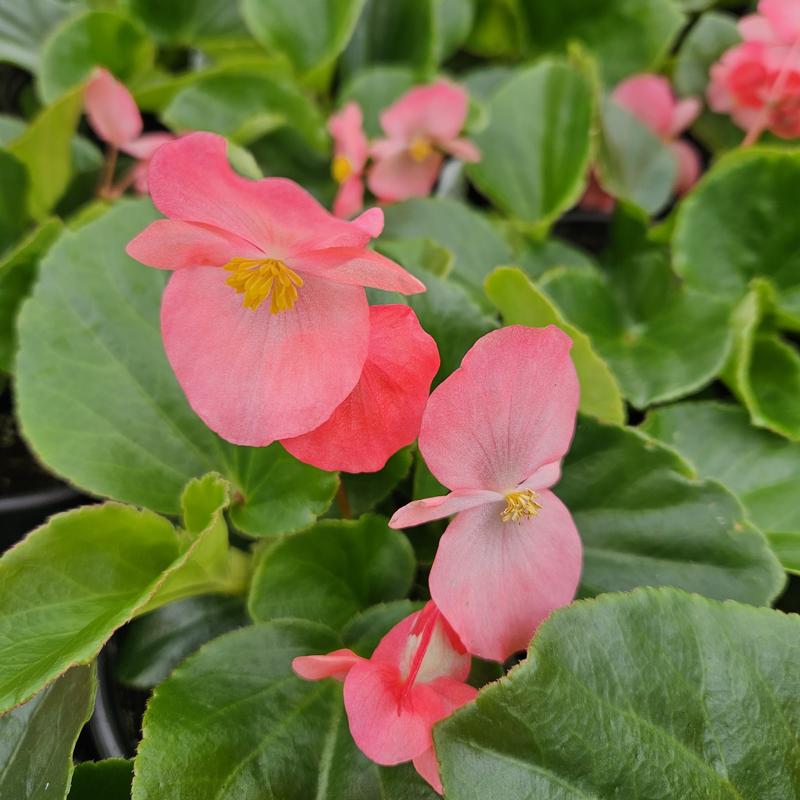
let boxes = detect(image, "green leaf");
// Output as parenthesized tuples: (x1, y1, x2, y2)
(123, 0, 247, 45)
(132, 621, 438, 800)
(342, 446, 413, 517)
(485, 266, 625, 424)
(248, 514, 415, 630)
(0, 0, 77, 72)
(0, 148, 28, 253)
(338, 65, 416, 137)
(39, 10, 155, 103)
(7, 85, 84, 220)
(0, 218, 62, 373)
(68, 760, 133, 800)
(241, 0, 365, 78)
(15, 199, 338, 536)
(435, 0, 474, 62)
(115, 595, 249, 689)
(465, 0, 523, 58)
(0, 666, 95, 800)
(466, 60, 593, 228)
(437, 587, 800, 798)
(557, 416, 784, 603)
(673, 148, 800, 330)
(643, 401, 800, 573)
(162, 69, 326, 149)
(517, 0, 685, 84)
(674, 11, 740, 97)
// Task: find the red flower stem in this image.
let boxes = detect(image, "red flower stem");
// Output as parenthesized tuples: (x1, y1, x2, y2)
(336, 482, 352, 520)
(98, 145, 118, 198)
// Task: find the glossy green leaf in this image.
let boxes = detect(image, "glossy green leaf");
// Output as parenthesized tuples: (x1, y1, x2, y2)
(518, 0, 685, 84)
(248, 515, 415, 630)
(465, 0, 523, 58)
(0, 666, 95, 800)
(241, 0, 365, 77)
(115, 595, 249, 689)
(673, 148, 800, 330)
(39, 10, 154, 103)
(342, 446, 413, 517)
(7, 85, 84, 219)
(674, 11, 740, 97)
(643, 401, 800, 572)
(435, 0, 474, 61)
(0, 148, 28, 253)
(557, 416, 784, 603)
(338, 65, 416, 136)
(0, 0, 77, 72)
(466, 60, 593, 228)
(124, 0, 247, 45)
(132, 621, 437, 800)
(514, 236, 596, 280)
(15, 199, 338, 536)
(68, 760, 133, 800)
(486, 266, 625, 424)
(437, 588, 800, 798)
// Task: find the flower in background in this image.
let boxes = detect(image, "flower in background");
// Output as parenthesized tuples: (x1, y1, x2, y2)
(84, 67, 174, 196)
(293, 602, 476, 794)
(367, 79, 480, 203)
(708, 0, 800, 142)
(390, 326, 583, 662)
(126, 132, 425, 448)
(329, 101, 369, 219)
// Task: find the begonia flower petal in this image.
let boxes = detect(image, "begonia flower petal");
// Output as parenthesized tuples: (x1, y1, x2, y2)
(761, 0, 800, 44)
(292, 649, 363, 681)
(441, 137, 481, 162)
(367, 151, 443, 202)
(329, 101, 369, 173)
(390, 489, 504, 528)
(671, 139, 702, 195)
(412, 747, 443, 794)
(84, 68, 142, 148)
(669, 97, 702, 137)
(120, 132, 174, 160)
(333, 176, 365, 220)
(613, 74, 675, 137)
(380, 80, 469, 142)
(351, 207, 384, 237)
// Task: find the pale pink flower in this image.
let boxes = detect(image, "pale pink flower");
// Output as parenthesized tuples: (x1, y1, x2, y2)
(329, 101, 369, 219)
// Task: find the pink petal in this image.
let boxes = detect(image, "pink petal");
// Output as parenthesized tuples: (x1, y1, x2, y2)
(351, 207, 384, 238)
(126, 220, 263, 270)
(333, 176, 364, 220)
(367, 151, 443, 202)
(761, 0, 800, 44)
(441, 137, 481, 163)
(429, 490, 583, 661)
(740, 13, 781, 44)
(389, 489, 504, 528)
(287, 248, 426, 294)
(292, 649, 363, 681)
(84, 67, 142, 148)
(329, 101, 368, 173)
(612, 74, 675, 137)
(519, 461, 562, 492)
(281, 305, 438, 472)
(160, 266, 369, 445)
(380, 80, 470, 143)
(668, 97, 702, 137)
(370, 139, 407, 160)
(120, 132, 175, 160)
(671, 140, 702, 195)
(419, 325, 579, 492)
(148, 132, 375, 255)
(579, 170, 616, 214)
(412, 747, 443, 794)
(130, 162, 150, 195)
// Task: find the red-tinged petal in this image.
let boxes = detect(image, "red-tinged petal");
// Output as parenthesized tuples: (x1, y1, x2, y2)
(351, 207, 384, 237)
(441, 137, 481, 163)
(333, 176, 364, 220)
(419, 325, 579, 492)
(380, 80, 469, 142)
(412, 747, 443, 794)
(148, 132, 375, 254)
(343, 661, 448, 764)
(288, 249, 425, 294)
(126, 220, 262, 270)
(429, 676, 478, 710)
(281, 305, 438, 472)
(329, 101, 369, 173)
(668, 97, 702, 137)
(671, 140, 702, 195)
(429, 491, 583, 661)
(120, 132, 174, 160)
(612, 74, 675, 138)
(367, 151, 443, 202)
(389, 489, 503, 529)
(292, 649, 363, 682)
(84, 68, 142, 148)
(161, 266, 369, 445)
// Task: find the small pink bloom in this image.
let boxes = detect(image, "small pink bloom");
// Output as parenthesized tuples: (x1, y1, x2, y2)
(282, 304, 439, 472)
(293, 602, 476, 794)
(367, 80, 480, 203)
(126, 132, 425, 446)
(329, 102, 369, 219)
(390, 326, 583, 662)
(741, 0, 800, 46)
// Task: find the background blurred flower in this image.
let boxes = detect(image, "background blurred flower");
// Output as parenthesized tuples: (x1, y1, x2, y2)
(329, 101, 369, 219)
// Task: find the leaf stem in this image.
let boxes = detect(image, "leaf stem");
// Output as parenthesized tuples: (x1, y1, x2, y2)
(336, 482, 351, 520)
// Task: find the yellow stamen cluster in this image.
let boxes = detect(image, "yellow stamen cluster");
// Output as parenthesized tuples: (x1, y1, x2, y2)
(332, 154, 353, 184)
(408, 136, 434, 163)
(501, 489, 542, 523)
(224, 257, 303, 313)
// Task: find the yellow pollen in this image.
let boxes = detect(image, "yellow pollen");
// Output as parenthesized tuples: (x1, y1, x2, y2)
(408, 136, 434, 163)
(501, 489, 542, 523)
(332, 154, 353, 184)
(223, 257, 303, 313)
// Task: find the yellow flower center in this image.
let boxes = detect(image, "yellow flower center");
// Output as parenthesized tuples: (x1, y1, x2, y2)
(408, 136, 434, 163)
(500, 489, 542, 523)
(332, 154, 353, 184)
(223, 257, 303, 313)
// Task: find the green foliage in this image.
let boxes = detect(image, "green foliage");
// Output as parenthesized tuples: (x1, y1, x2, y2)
(68, 760, 134, 800)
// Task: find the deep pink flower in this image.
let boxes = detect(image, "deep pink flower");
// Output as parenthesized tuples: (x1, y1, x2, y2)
(367, 80, 480, 203)
(126, 132, 425, 447)
(293, 602, 476, 794)
(84, 68, 174, 195)
(389, 326, 583, 662)
(282, 304, 439, 472)
(329, 102, 369, 219)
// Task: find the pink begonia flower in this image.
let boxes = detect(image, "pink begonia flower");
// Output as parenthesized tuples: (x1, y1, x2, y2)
(282, 304, 439, 472)
(84, 67, 174, 195)
(293, 602, 476, 794)
(367, 79, 480, 203)
(126, 132, 426, 447)
(389, 326, 583, 662)
(329, 102, 369, 219)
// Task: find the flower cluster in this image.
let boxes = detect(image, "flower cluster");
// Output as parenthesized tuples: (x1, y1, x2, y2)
(328, 79, 480, 219)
